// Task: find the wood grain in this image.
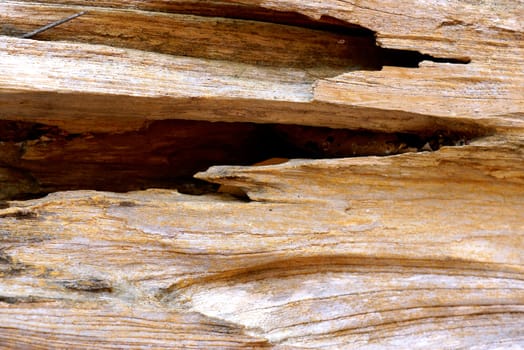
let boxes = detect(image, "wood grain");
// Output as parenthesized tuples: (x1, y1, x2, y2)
(0, 0, 523, 348)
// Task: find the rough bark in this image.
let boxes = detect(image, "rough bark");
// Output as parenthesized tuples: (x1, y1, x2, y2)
(0, 1, 523, 349)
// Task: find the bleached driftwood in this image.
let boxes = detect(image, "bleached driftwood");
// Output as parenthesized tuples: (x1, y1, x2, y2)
(0, 1, 523, 348)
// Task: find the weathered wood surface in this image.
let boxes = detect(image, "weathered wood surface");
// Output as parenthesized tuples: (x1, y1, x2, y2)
(0, 0, 523, 349)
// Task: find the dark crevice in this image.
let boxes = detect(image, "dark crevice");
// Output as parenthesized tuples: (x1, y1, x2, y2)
(0, 121, 63, 142)
(2, 4, 471, 71)
(380, 48, 471, 67)
(0, 119, 486, 201)
(60, 278, 113, 293)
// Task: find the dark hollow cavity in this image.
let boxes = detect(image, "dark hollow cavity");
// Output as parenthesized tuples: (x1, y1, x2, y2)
(0, 119, 482, 200)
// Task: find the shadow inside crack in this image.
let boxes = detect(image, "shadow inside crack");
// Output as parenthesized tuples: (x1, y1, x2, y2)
(0, 119, 486, 200)
(1, 4, 469, 75)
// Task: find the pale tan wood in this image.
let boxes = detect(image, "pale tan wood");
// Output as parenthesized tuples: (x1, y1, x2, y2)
(1, 1, 522, 134)
(1, 140, 523, 347)
(0, 0, 523, 349)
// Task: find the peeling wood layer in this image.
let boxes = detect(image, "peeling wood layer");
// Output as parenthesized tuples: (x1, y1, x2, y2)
(1, 0, 522, 135)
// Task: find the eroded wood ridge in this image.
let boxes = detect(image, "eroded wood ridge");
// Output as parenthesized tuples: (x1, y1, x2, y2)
(0, 0, 523, 348)
(0, 178, 522, 348)
(0, 301, 272, 349)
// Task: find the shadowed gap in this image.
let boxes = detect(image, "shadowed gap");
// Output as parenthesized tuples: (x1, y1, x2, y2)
(2, 4, 470, 71)
(0, 119, 483, 200)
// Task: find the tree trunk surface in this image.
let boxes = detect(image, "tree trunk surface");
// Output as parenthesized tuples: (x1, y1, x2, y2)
(0, 1, 523, 349)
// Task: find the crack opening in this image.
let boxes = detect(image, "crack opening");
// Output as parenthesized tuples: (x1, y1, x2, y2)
(0, 119, 486, 201)
(1, 5, 470, 72)
(380, 48, 471, 67)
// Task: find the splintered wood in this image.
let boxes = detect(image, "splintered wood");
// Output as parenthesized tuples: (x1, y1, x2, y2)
(0, 0, 523, 349)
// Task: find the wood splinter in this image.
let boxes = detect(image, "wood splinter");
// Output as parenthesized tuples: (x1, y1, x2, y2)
(21, 11, 86, 39)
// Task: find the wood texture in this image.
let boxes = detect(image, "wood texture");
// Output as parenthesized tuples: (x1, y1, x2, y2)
(0, 0, 523, 348)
